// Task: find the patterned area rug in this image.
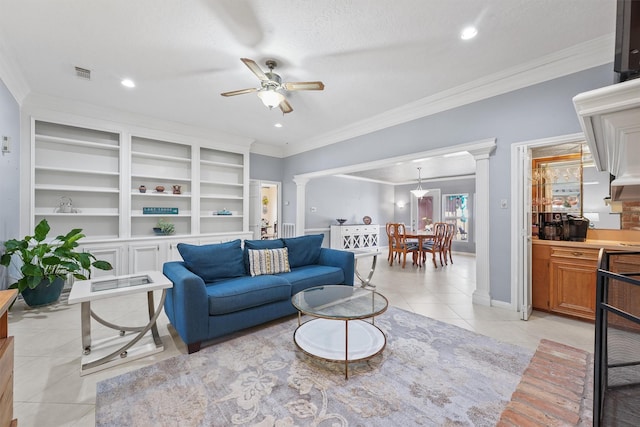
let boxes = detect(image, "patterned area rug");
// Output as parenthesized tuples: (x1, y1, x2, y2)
(96, 306, 533, 426)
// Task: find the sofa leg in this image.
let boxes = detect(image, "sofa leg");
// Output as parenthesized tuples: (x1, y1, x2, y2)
(187, 341, 201, 354)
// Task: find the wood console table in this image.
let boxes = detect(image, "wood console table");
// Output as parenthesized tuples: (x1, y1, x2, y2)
(0, 289, 18, 427)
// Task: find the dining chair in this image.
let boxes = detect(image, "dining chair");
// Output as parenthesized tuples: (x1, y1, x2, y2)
(385, 222, 398, 263)
(389, 223, 419, 268)
(441, 223, 456, 265)
(421, 222, 447, 268)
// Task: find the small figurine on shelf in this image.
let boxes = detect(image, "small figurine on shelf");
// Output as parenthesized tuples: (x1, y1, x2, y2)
(172, 185, 182, 195)
(139, 185, 147, 193)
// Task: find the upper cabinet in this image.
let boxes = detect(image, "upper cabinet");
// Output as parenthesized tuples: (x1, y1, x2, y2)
(33, 121, 121, 239)
(30, 118, 248, 242)
(532, 154, 583, 216)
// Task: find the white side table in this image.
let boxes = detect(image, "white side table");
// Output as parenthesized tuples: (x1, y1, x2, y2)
(68, 271, 172, 375)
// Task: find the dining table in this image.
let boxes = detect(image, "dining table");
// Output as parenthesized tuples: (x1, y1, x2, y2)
(403, 230, 435, 267)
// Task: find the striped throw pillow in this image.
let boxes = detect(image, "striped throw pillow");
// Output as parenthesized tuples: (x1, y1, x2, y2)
(247, 248, 291, 276)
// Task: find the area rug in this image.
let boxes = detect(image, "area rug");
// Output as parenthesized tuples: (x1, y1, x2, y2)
(95, 306, 533, 426)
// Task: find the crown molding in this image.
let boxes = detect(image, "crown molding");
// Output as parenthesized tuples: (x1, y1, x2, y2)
(0, 34, 30, 103)
(23, 93, 255, 151)
(282, 35, 614, 157)
(249, 141, 286, 157)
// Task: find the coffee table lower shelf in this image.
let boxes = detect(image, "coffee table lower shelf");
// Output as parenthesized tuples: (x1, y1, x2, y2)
(293, 318, 386, 379)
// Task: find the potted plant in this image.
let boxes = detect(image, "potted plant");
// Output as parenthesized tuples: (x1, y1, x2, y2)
(0, 219, 113, 307)
(153, 218, 175, 235)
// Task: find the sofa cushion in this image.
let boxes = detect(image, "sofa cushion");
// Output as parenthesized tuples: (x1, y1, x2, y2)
(205, 275, 291, 315)
(177, 240, 245, 282)
(278, 264, 345, 295)
(283, 234, 324, 268)
(243, 239, 285, 272)
(247, 248, 291, 276)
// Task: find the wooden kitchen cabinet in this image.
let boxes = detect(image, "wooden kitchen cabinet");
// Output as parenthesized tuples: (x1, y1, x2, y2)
(549, 246, 599, 320)
(532, 242, 599, 321)
(532, 244, 551, 311)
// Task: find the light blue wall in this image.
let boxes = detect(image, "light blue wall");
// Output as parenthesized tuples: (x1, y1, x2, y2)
(0, 78, 20, 289)
(249, 153, 283, 182)
(279, 63, 614, 303)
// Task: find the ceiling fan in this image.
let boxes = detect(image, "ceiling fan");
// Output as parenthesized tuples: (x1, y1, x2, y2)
(221, 58, 324, 114)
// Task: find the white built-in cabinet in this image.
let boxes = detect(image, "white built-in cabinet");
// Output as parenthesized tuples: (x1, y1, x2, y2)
(30, 119, 251, 276)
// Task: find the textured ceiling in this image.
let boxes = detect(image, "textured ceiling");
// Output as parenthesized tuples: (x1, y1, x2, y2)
(0, 0, 616, 182)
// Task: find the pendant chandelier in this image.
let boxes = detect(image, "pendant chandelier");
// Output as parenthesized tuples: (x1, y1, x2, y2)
(410, 167, 429, 198)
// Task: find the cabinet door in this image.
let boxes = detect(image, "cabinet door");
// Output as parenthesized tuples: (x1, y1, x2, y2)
(531, 244, 550, 311)
(128, 243, 162, 273)
(80, 243, 125, 278)
(550, 254, 597, 320)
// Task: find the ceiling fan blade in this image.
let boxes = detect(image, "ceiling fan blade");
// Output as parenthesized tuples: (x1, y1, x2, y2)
(241, 58, 268, 81)
(220, 87, 258, 97)
(283, 81, 325, 91)
(279, 99, 293, 114)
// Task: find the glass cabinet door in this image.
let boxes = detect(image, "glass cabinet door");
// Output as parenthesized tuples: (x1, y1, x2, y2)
(532, 154, 583, 225)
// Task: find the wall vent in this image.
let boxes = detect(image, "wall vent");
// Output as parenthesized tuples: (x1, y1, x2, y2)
(75, 66, 91, 80)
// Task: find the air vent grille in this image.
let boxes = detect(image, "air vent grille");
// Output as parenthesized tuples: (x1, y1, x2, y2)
(75, 66, 91, 80)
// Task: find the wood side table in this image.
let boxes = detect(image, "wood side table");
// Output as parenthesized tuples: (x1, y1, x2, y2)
(0, 289, 18, 427)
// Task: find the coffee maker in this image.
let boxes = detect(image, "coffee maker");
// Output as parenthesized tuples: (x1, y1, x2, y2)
(538, 213, 567, 241)
(537, 213, 589, 241)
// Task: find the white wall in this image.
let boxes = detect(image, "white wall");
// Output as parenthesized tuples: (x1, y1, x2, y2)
(0, 78, 20, 288)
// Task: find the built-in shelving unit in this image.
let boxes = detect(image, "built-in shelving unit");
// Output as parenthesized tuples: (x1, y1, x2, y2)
(33, 121, 121, 239)
(199, 147, 244, 234)
(130, 136, 193, 238)
(29, 118, 251, 275)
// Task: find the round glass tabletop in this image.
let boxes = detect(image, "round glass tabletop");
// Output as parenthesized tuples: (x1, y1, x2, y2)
(291, 285, 388, 320)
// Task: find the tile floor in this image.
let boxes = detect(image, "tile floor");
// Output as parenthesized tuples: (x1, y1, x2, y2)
(7, 252, 595, 426)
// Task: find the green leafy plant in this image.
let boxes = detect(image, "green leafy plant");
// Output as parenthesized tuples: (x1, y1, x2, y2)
(156, 218, 175, 235)
(0, 219, 113, 293)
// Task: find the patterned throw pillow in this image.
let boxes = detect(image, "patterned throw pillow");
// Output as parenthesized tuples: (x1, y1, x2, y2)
(247, 248, 291, 277)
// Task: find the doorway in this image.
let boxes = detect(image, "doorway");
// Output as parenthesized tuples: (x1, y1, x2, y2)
(410, 189, 441, 232)
(249, 180, 281, 240)
(510, 132, 584, 320)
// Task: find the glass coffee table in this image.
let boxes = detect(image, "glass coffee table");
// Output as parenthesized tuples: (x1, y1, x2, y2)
(291, 285, 388, 379)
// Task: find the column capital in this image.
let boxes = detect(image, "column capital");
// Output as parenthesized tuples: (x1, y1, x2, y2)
(467, 139, 496, 160)
(293, 176, 310, 186)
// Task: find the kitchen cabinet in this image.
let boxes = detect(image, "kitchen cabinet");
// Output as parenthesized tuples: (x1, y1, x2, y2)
(532, 241, 598, 320)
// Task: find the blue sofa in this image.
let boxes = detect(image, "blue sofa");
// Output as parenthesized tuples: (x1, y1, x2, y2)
(162, 234, 354, 353)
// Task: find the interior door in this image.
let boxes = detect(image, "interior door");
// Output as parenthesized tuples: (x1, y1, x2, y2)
(517, 145, 533, 320)
(249, 180, 261, 239)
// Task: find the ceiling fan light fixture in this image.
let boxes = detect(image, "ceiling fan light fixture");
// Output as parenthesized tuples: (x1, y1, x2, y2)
(257, 89, 285, 109)
(410, 167, 429, 198)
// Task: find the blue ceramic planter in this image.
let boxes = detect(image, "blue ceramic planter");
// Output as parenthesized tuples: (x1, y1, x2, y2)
(21, 277, 65, 307)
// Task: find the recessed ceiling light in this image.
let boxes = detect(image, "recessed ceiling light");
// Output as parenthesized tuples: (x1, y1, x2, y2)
(121, 78, 135, 88)
(274, 123, 283, 128)
(460, 27, 478, 40)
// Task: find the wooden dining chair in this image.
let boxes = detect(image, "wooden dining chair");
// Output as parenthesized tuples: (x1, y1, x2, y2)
(421, 222, 447, 268)
(441, 223, 456, 265)
(389, 223, 419, 268)
(386, 222, 397, 263)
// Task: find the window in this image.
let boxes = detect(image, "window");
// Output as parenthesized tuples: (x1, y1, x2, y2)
(443, 193, 469, 241)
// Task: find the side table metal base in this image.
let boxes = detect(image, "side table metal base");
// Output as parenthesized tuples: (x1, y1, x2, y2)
(78, 289, 167, 375)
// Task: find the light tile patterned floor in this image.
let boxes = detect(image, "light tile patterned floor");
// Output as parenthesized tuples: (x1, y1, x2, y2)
(7, 253, 594, 426)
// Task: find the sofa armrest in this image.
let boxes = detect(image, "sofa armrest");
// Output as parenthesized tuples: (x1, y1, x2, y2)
(317, 248, 354, 286)
(163, 261, 209, 346)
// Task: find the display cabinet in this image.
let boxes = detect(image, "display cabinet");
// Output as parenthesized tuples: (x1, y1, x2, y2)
(532, 154, 583, 220)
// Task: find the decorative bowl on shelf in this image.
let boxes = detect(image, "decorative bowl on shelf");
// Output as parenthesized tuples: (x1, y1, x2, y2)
(336, 218, 347, 225)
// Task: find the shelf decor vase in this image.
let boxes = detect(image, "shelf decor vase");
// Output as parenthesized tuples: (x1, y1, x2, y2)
(172, 185, 181, 194)
(21, 277, 65, 307)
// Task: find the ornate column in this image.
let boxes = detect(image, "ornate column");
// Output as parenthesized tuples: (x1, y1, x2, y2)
(468, 142, 496, 306)
(293, 176, 309, 237)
